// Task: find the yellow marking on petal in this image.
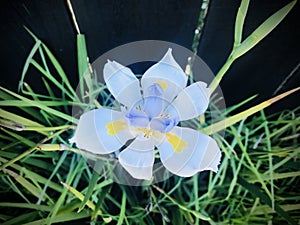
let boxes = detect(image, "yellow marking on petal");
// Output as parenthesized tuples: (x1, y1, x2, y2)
(144, 129, 151, 138)
(106, 121, 127, 135)
(166, 133, 187, 153)
(156, 80, 168, 90)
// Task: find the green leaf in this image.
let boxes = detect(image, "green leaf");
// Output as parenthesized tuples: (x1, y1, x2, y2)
(0, 87, 77, 124)
(47, 155, 82, 224)
(232, 0, 296, 59)
(41, 43, 77, 99)
(77, 34, 89, 81)
(2, 211, 39, 225)
(1, 128, 36, 147)
(209, 0, 296, 93)
(37, 151, 68, 204)
(0, 89, 44, 123)
(78, 160, 104, 212)
(30, 59, 74, 100)
(61, 181, 112, 223)
(238, 176, 297, 225)
(3, 168, 50, 202)
(0, 202, 52, 212)
(0, 100, 70, 107)
(234, 0, 250, 46)
(18, 40, 41, 92)
(77, 34, 94, 103)
(116, 191, 127, 225)
(22, 211, 91, 225)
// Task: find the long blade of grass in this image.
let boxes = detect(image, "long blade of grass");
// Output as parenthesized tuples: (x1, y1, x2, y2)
(30, 59, 74, 100)
(78, 160, 104, 212)
(0, 202, 52, 211)
(77, 34, 94, 103)
(116, 191, 127, 225)
(37, 151, 68, 204)
(41, 77, 55, 98)
(0, 127, 68, 171)
(77, 34, 88, 81)
(0, 87, 77, 124)
(3, 168, 50, 202)
(152, 184, 211, 221)
(2, 211, 39, 225)
(18, 40, 41, 91)
(202, 87, 300, 135)
(0, 108, 46, 132)
(1, 128, 36, 147)
(61, 182, 112, 223)
(22, 211, 91, 225)
(260, 110, 275, 210)
(0, 89, 45, 123)
(0, 100, 70, 107)
(41, 43, 77, 98)
(248, 204, 300, 215)
(222, 94, 257, 116)
(238, 176, 297, 225)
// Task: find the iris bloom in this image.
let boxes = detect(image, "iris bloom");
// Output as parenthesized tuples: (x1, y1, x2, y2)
(71, 49, 221, 180)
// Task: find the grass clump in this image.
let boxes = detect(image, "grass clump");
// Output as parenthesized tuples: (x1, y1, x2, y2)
(0, 1, 299, 224)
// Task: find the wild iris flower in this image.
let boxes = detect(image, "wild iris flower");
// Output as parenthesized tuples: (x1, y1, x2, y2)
(71, 49, 221, 180)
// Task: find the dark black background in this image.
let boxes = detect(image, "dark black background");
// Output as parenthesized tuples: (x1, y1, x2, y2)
(1, 0, 299, 113)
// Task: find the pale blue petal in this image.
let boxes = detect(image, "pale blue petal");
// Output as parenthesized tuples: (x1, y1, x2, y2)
(143, 84, 164, 119)
(141, 48, 188, 103)
(125, 107, 149, 128)
(104, 60, 142, 108)
(150, 117, 178, 133)
(167, 81, 210, 121)
(157, 126, 221, 177)
(73, 108, 134, 154)
(118, 139, 155, 180)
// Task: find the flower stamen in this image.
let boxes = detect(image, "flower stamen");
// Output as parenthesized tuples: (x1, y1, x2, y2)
(144, 129, 151, 138)
(159, 114, 170, 118)
(155, 80, 168, 90)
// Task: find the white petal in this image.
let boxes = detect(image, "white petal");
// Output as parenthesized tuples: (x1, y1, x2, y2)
(158, 126, 221, 177)
(73, 108, 134, 154)
(104, 60, 142, 108)
(167, 81, 210, 121)
(141, 48, 187, 103)
(118, 139, 155, 180)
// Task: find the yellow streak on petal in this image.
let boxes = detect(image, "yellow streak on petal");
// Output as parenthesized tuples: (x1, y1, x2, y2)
(166, 133, 187, 153)
(106, 120, 127, 135)
(156, 80, 168, 90)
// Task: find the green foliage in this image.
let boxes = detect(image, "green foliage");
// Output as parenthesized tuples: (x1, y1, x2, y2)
(0, 1, 299, 224)
(209, 0, 296, 93)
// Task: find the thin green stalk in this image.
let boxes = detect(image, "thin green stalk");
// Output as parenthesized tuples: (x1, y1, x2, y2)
(208, 57, 234, 94)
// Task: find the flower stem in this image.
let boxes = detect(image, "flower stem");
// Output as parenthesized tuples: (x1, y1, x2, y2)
(208, 55, 235, 94)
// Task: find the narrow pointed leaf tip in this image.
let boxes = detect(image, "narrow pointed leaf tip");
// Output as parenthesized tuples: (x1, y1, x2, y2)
(234, 0, 250, 46)
(202, 86, 300, 135)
